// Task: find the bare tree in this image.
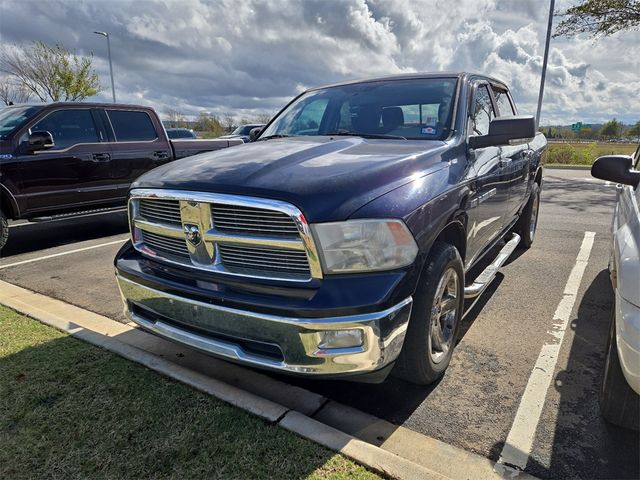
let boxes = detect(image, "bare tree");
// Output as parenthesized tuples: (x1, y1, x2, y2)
(223, 113, 235, 132)
(0, 77, 31, 105)
(256, 112, 273, 124)
(163, 108, 187, 128)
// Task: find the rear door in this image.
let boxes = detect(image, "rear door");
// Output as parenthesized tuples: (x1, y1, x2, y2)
(466, 83, 510, 263)
(103, 108, 172, 200)
(492, 86, 531, 226)
(15, 107, 114, 213)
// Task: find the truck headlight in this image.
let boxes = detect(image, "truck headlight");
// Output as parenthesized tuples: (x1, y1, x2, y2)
(311, 219, 418, 273)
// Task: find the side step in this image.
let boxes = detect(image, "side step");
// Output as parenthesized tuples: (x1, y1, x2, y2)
(30, 206, 127, 223)
(464, 233, 521, 299)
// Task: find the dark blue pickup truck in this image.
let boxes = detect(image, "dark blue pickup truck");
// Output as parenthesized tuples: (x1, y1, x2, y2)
(115, 72, 546, 384)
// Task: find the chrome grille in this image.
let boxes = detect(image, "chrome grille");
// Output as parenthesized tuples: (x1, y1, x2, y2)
(219, 244, 311, 275)
(212, 204, 299, 236)
(141, 230, 190, 259)
(139, 199, 181, 226)
(129, 190, 322, 282)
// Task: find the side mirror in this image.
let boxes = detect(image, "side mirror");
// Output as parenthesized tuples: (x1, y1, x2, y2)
(249, 127, 263, 142)
(27, 131, 55, 152)
(469, 115, 536, 149)
(591, 155, 640, 188)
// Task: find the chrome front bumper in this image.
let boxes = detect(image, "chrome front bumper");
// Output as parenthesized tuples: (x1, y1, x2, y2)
(116, 275, 413, 376)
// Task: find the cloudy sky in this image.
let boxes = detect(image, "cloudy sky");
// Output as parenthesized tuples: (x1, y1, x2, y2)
(1, 0, 638, 125)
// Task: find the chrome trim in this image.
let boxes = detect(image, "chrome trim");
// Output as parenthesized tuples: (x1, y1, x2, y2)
(117, 275, 413, 375)
(128, 188, 323, 282)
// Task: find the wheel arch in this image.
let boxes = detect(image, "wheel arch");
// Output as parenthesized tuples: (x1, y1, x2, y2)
(0, 183, 19, 219)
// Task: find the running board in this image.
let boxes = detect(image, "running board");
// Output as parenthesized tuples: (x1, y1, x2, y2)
(464, 233, 521, 299)
(30, 207, 127, 223)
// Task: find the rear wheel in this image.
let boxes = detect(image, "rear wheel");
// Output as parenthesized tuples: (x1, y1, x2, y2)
(600, 306, 640, 430)
(515, 182, 540, 249)
(394, 242, 464, 385)
(0, 209, 8, 252)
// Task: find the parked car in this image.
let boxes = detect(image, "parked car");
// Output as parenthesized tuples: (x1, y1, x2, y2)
(591, 146, 640, 430)
(166, 127, 198, 139)
(0, 103, 243, 251)
(218, 123, 265, 143)
(115, 72, 546, 384)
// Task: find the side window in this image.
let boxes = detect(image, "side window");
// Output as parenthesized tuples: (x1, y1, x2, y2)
(30, 109, 99, 149)
(107, 110, 157, 142)
(470, 85, 495, 136)
(493, 88, 515, 116)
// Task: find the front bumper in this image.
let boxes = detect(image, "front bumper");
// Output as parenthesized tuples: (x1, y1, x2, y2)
(116, 274, 413, 377)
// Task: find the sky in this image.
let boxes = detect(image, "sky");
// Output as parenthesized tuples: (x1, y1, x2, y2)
(0, 0, 638, 126)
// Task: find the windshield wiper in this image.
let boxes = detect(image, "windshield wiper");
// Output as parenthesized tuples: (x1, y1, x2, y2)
(323, 130, 407, 140)
(258, 134, 290, 141)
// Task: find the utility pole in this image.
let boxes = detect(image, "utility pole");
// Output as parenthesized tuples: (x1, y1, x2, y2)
(94, 31, 116, 103)
(536, 0, 555, 128)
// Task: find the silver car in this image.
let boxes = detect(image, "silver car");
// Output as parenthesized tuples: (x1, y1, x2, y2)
(591, 145, 640, 430)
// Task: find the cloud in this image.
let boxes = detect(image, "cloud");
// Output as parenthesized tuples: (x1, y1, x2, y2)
(0, 0, 638, 125)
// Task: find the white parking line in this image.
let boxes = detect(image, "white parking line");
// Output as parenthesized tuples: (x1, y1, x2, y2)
(496, 231, 596, 472)
(0, 238, 127, 270)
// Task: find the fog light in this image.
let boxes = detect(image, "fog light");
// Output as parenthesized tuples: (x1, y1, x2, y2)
(318, 329, 363, 349)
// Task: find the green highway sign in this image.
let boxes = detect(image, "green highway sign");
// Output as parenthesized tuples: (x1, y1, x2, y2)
(571, 122, 592, 132)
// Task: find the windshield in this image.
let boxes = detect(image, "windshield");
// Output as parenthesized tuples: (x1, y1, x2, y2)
(260, 78, 458, 141)
(0, 105, 44, 139)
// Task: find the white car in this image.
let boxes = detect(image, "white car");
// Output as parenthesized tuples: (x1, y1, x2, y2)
(592, 146, 640, 430)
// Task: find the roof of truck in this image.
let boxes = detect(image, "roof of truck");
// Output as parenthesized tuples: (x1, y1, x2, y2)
(311, 72, 508, 91)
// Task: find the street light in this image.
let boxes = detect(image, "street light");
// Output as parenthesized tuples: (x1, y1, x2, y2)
(535, 0, 555, 128)
(94, 31, 116, 103)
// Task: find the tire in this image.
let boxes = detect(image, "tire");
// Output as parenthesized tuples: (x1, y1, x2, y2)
(515, 182, 540, 249)
(0, 209, 7, 252)
(393, 242, 464, 385)
(600, 306, 640, 430)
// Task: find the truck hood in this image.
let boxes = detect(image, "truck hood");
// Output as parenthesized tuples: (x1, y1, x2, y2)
(133, 136, 448, 222)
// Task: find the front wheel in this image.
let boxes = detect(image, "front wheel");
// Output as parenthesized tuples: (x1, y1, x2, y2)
(515, 182, 540, 249)
(0, 209, 8, 252)
(393, 242, 464, 385)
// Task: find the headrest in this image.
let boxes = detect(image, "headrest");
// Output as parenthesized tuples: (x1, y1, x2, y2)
(382, 107, 404, 131)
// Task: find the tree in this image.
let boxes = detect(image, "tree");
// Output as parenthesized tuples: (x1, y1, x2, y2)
(600, 118, 623, 138)
(555, 0, 640, 38)
(194, 112, 225, 136)
(222, 113, 235, 132)
(0, 77, 30, 105)
(627, 121, 640, 138)
(163, 108, 187, 128)
(0, 41, 100, 102)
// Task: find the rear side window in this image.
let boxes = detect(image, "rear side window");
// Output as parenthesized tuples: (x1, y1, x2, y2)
(107, 110, 157, 142)
(493, 88, 515, 116)
(30, 109, 99, 149)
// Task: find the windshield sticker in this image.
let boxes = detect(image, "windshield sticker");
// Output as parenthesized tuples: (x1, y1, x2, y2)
(421, 126, 436, 135)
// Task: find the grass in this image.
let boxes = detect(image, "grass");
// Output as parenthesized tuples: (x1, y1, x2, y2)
(545, 141, 638, 166)
(0, 306, 379, 480)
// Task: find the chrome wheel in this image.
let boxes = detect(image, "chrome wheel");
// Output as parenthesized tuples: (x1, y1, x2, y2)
(529, 189, 540, 241)
(428, 267, 459, 364)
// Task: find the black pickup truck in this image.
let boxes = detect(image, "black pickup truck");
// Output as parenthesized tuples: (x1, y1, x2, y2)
(115, 72, 546, 384)
(0, 102, 243, 250)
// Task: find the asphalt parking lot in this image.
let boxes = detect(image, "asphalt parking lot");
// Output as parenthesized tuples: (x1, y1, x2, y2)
(1, 168, 638, 479)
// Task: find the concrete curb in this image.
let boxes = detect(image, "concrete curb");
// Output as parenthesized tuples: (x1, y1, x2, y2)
(0, 279, 536, 480)
(545, 164, 591, 170)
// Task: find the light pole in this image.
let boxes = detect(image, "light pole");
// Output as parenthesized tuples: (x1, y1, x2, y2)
(94, 31, 116, 103)
(536, 0, 555, 128)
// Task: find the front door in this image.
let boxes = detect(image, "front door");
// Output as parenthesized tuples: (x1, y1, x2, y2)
(466, 84, 509, 264)
(15, 108, 115, 214)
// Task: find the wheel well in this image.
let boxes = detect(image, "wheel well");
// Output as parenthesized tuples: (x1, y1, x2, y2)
(534, 168, 543, 185)
(433, 221, 466, 261)
(0, 187, 17, 218)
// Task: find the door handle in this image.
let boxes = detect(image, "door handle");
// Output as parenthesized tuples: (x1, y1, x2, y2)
(153, 151, 170, 160)
(92, 153, 111, 162)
